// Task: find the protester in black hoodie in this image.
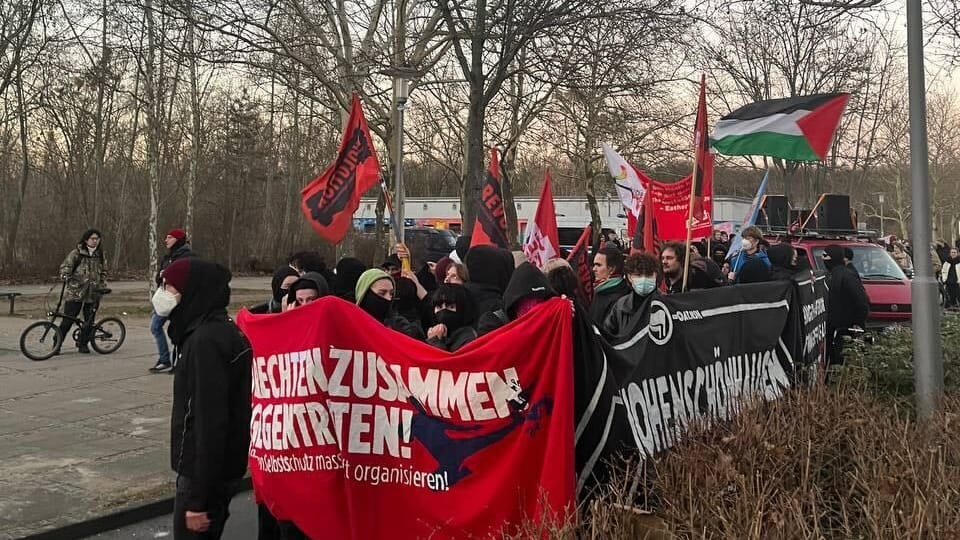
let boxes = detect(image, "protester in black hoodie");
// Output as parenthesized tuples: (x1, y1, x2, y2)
(767, 244, 798, 281)
(477, 262, 557, 336)
(249, 266, 299, 315)
(156, 258, 251, 539)
(822, 245, 869, 365)
(333, 257, 367, 303)
(465, 245, 515, 317)
(426, 284, 479, 351)
(284, 272, 331, 310)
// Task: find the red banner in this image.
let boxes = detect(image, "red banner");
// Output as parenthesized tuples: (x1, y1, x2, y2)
(301, 94, 381, 244)
(634, 167, 712, 241)
(236, 297, 575, 539)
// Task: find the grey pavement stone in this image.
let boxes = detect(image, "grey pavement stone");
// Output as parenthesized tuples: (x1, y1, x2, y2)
(0, 312, 185, 538)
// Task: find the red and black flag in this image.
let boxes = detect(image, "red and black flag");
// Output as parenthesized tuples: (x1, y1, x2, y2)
(566, 225, 594, 302)
(692, 73, 714, 222)
(469, 148, 510, 249)
(301, 94, 381, 244)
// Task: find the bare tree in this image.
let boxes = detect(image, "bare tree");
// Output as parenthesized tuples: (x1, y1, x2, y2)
(699, 0, 881, 204)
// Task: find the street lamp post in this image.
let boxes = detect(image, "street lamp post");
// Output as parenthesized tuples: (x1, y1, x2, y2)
(394, 77, 409, 245)
(906, 0, 942, 419)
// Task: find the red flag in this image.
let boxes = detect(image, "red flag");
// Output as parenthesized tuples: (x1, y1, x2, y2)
(522, 170, 561, 268)
(692, 74, 714, 224)
(237, 297, 576, 539)
(631, 181, 659, 256)
(565, 226, 594, 302)
(470, 148, 510, 249)
(301, 94, 381, 244)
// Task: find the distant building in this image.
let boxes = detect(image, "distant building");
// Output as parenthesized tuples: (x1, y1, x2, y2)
(355, 195, 753, 235)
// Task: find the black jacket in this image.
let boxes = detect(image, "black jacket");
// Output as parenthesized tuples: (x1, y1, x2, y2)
(467, 282, 506, 319)
(767, 244, 798, 281)
(156, 243, 194, 286)
(427, 326, 479, 352)
(589, 277, 631, 324)
(824, 246, 869, 330)
(385, 313, 426, 340)
(170, 312, 252, 511)
(168, 260, 251, 512)
(602, 291, 651, 336)
(477, 262, 555, 336)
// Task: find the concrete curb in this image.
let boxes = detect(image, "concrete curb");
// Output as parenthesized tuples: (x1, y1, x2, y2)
(19, 478, 252, 540)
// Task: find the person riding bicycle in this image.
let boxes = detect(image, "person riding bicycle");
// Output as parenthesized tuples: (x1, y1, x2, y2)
(57, 228, 108, 354)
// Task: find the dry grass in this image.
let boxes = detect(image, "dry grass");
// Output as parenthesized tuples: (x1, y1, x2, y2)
(511, 385, 960, 539)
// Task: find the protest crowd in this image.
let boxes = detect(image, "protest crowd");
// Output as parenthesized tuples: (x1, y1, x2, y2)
(45, 93, 941, 539)
(123, 218, 869, 539)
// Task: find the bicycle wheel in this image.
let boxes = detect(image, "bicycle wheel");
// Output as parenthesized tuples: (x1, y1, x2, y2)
(20, 321, 62, 361)
(90, 317, 125, 354)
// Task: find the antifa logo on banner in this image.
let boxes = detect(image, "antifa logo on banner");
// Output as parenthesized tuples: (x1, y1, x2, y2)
(572, 280, 827, 496)
(305, 128, 372, 226)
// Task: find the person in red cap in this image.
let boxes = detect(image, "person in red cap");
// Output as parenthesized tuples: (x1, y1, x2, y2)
(150, 228, 194, 373)
(153, 258, 252, 540)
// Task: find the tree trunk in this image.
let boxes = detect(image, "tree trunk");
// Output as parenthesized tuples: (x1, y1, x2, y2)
(91, 0, 108, 226)
(144, 0, 162, 286)
(185, 4, 200, 239)
(460, 89, 486, 235)
(113, 71, 142, 272)
(4, 66, 30, 272)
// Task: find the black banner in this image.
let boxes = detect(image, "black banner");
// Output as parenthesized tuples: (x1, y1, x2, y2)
(795, 270, 829, 369)
(573, 279, 825, 497)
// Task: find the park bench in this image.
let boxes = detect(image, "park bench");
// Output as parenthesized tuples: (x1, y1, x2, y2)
(0, 292, 22, 315)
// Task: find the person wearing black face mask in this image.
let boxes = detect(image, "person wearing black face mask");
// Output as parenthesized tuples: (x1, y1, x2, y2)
(355, 269, 425, 340)
(249, 266, 299, 315)
(426, 284, 478, 352)
(767, 244, 799, 281)
(822, 244, 869, 365)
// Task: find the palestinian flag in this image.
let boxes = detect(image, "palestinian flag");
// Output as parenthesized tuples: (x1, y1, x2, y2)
(710, 93, 849, 161)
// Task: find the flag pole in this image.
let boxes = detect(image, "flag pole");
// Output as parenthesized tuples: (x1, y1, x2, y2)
(682, 73, 707, 292)
(681, 150, 700, 292)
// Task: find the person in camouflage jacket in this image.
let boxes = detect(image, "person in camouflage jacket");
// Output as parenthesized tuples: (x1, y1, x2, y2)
(56, 228, 108, 354)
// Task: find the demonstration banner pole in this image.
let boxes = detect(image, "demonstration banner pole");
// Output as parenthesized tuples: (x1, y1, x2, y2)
(906, 0, 942, 418)
(681, 139, 700, 292)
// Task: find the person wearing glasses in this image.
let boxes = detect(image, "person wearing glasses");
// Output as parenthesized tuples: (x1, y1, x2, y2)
(57, 228, 107, 354)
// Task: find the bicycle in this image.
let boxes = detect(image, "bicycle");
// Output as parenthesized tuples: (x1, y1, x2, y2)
(19, 281, 126, 361)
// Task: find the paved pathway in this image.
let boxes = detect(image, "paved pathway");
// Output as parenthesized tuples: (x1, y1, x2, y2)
(84, 491, 257, 539)
(0, 278, 270, 539)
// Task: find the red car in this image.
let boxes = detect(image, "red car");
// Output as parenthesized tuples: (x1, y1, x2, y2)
(771, 236, 912, 328)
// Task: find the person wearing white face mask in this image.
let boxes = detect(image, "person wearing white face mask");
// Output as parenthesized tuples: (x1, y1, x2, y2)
(728, 226, 770, 283)
(603, 252, 660, 335)
(154, 258, 253, 540)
